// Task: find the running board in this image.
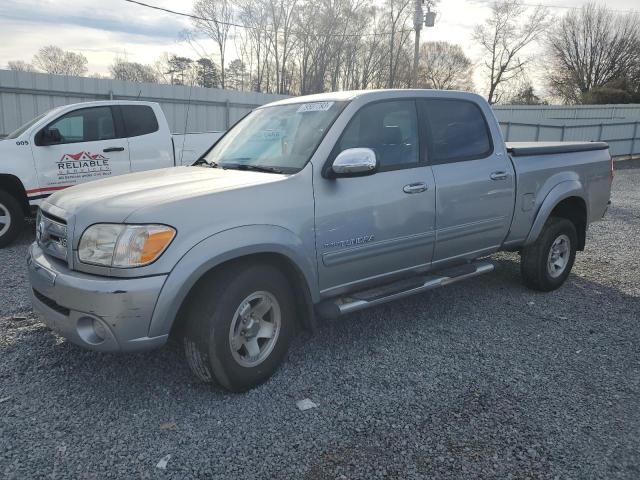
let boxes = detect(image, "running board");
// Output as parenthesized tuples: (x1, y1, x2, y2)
(317, 261, 494, 318)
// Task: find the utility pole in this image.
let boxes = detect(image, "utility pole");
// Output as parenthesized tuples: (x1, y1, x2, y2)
(411, 0, 423, 88)
(412, 1, 437, 88)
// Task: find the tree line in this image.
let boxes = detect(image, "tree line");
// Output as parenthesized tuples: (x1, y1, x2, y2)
(5, 1, 640, 105)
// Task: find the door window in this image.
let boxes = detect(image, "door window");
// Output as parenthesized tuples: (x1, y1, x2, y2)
(421, 99, 492, 164)
(119, 105, 159, 137)
(336, 100, 419, 170)
(46, 107, 116, 144)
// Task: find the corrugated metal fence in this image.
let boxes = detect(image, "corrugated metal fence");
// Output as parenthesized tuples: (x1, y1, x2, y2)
(493, 104, 640, 158)
(1, 69, 639, 158)
(0, 69, 287, 136)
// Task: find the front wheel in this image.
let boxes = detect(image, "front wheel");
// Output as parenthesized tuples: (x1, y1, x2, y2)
(521, 217, 577, 292)
(0, 190, 24, 248)
(182, 263, 296, 392)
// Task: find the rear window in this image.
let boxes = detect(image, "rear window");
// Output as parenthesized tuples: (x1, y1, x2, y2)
(121, 105, 159, 137)
(421, 99, 492, 163)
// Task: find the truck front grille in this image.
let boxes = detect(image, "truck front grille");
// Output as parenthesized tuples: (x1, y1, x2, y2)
(37, 209, 68, 262)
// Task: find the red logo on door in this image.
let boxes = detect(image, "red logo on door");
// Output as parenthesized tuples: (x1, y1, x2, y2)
(59, 151, 107, 161)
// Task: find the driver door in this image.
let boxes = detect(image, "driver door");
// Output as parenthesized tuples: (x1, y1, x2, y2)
(32, 106, 130, 197)
(313, 99, 436, 296)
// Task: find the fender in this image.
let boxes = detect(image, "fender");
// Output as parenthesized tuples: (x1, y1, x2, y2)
(524, 180, 587, 246)
(0, 174, 30, 214)
(147, 224, 318, 338)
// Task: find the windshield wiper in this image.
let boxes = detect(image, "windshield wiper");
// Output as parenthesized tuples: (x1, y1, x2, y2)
(193, 158, 220, 168)
(223, 163, 285, 174)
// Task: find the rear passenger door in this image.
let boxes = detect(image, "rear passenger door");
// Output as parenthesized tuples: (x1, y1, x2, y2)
(418, 99, 515, 266)
(115, 105, 173, 172)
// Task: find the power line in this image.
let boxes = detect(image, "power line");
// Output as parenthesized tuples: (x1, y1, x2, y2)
(495, 0, 639, 14)
(124, 0, 252, 30)
(124, 0, 640, 40)
(123, 0, 414, 37)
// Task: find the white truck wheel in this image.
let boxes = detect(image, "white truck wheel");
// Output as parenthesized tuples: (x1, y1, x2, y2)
(0, 191, 24, 248)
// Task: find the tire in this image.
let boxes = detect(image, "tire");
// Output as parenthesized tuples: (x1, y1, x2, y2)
(182, 262, 296, 392)
(521, 217, 577, 292)
(0, 190, 24, 248)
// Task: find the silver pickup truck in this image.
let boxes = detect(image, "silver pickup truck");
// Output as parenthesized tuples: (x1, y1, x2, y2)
(28, 90, 613, 391)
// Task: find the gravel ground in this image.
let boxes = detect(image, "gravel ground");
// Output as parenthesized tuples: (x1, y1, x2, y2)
(1, 167, 638, 480)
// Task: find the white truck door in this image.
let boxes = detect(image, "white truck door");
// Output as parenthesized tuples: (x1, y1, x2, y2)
(31, 106, 130, 197)
(115, 104, 173, 172)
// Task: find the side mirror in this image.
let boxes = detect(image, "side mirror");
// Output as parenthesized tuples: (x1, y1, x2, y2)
(42, 127, 62, 145)
(331, 148, 377, 177)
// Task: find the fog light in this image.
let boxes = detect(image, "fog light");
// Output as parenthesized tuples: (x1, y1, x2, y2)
(77, 316, 106, 345)
(92, 319, 107, 340)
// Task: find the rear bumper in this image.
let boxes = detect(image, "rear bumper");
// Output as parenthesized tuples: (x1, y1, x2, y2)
(27, 243, 168, 352)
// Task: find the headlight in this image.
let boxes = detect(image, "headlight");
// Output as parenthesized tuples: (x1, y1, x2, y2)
(78, 224, 176, 268)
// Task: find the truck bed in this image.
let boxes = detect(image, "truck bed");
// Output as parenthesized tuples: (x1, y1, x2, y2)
(506, 141, 609, 157)
(504, 141, 612, 246)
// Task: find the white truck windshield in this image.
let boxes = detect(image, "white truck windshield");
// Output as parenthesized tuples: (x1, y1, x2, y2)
(204, 101, 345, 173)
(6, 111, 49, 139)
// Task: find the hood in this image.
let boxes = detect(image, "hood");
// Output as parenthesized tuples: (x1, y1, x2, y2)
(44, 166, 286, 221)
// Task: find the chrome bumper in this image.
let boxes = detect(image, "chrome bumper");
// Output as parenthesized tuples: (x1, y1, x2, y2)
(27, 243, 169, 352)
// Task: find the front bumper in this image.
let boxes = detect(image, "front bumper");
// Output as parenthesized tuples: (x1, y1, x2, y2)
(27, 243, 169, 352)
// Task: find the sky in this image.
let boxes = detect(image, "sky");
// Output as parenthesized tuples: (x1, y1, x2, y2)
(0, 0, 638, 95)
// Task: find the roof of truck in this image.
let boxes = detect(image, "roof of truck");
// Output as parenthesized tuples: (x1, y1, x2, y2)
(261, 89, 486, 108)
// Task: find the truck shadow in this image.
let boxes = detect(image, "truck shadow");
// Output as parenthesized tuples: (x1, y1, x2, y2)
(2, 251, 638, 402)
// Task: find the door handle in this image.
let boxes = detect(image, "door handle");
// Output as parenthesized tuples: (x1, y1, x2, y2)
(403, 182, 428, 194)
(490, 171, 508, 181)
(103, 147, 125, 153)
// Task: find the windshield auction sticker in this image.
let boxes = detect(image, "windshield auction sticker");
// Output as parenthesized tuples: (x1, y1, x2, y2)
(296, 102, 334, 113)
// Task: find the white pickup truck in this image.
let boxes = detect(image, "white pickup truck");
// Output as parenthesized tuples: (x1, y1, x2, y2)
(0, 100, 222, 247)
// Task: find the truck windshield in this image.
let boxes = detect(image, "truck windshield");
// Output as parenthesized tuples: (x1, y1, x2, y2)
(6, 111, 49, 139)
(203, 101, 345, 173)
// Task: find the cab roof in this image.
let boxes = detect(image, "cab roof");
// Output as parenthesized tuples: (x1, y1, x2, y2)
(260, 89, 486, 108)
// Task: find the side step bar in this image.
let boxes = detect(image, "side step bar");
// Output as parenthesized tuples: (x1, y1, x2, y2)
(317, 260, 494, 318)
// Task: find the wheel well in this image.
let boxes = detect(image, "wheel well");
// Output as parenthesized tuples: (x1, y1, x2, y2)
(550, 196, 587, 250)
(170, 252, 316, 339)
(0, 175, 29, 215)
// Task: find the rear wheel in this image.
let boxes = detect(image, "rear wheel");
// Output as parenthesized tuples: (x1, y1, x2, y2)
(0, 190, 24, 248)
(182, 263, 296, 392)
(521, 217, 577, 292)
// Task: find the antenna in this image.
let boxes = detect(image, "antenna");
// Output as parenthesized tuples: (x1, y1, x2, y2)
(179, 77, 195, 166)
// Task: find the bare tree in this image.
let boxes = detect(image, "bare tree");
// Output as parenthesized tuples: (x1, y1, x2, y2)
(417, 41, 473, 90)
(192, 0, 234, 88)
(384, 0, 413, 88)
(110, 58, 157, 83)
(546, 2, 640, 104)
(186, 0, 455, 95)
(473, 0, 549, 104)
(7, 60, 37, 72)
(264, 0, 299, 94)
(32, 45, 88, 76)
(236, 0, 273, 92)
